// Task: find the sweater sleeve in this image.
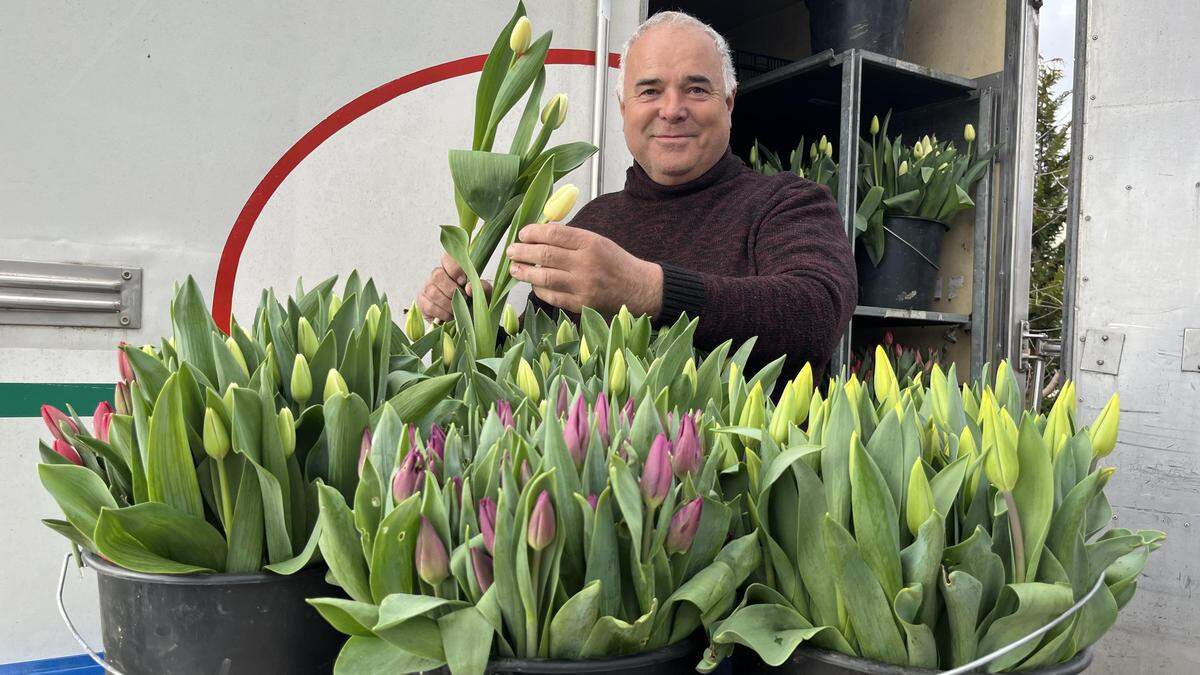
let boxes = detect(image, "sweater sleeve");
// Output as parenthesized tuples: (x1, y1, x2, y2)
(657, 179, 857, 377)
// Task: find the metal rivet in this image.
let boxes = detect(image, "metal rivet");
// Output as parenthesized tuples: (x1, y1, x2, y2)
(122, 271, 132, 280)
(1091, 35, 1098, 40)
(1101, 335, 1109, 342)
(1112, 515, 1118, 520)
(1087, 154, 1094, 160)
(1126, 185, 1133, 190)
(1082, 276, 1090, 282)
(1084, 215, 1092, 221)
(1097, 359, 1105, 366)
(1185, 522, 1191, 528)
(1080, 336, 1087, 342)
(1089, 95, 1096, 100)
(120, 316, 131, 326)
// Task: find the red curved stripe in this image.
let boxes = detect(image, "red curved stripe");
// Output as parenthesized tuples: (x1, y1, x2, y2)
(212, 48, 622, 331)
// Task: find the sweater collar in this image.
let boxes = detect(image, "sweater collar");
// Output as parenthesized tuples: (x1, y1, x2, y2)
(624, 146, 745, 199)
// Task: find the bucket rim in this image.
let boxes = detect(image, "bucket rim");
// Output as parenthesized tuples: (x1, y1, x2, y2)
(478, 633, 703, 673)
(83, 551, 321, 586)
(787, 644, 1093, 674)
(882, 213, 953, 231)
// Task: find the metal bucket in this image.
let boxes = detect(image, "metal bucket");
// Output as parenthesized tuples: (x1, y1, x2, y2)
(423, 634, 706, 674)
(856, 215, 950, 310)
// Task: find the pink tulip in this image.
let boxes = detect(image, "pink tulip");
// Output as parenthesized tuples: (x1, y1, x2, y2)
(527, 491, 556, 551)
(358, 427, 373, 476)
(117, 342, 135, 382)
(113, 382, 131, 416)
(594, 394, 611, 446)
(622, 397, 636, 426)
(666, 498, 704, 554)
(519, 460, 532, 489)
(52, 439, 83, 466)
(564, 394, 589, 468)
(470, 547, 494, 593)
(93, 402, 114, 443)
(428, 424, 446, 461)
(641, 433, 672, 507)
(497, 400, 515, 430)
(671, 414, 702, 478)
(451, 476, 463, 503)
(41, 405, 78, 443)
(556, 381, 570, 419)
(416, 517, 449, 586)
(479, 497, 498, 555)
(391, 449, 423, 502)
(586, 493, 599, 511)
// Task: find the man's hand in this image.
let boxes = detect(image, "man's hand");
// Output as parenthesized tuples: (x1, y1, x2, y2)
(505, 223, 663, 318)
(417, 252, 491, 323)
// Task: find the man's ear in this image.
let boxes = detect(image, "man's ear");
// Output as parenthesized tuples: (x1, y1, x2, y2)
(726, 89, 736, 114)
(618, 93, 625, 118)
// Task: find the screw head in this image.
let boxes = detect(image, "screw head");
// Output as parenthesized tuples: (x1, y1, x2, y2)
(1084, 215, 1092, 221)
(1080, 336, 1087, 342)
(1082, 276, 1090, 282)
(122, 270, 132, 280)
(1087, 154, 1094, 160)
(1097, 359, 1105, 366)
(1126, 185, 1133, 190)
(1101, 335, 1109, 342)
(120, 316, 131, 326)
(1092, 35, 1099, 40)
(1089, 95, 1096, 100)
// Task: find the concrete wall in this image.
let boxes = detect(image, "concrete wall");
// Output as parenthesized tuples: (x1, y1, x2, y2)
(0, 0, 639, 663)
(1070, 0, 1200, 670)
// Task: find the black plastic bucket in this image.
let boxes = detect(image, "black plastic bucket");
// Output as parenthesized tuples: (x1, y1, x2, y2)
(806, 0, 912, 58)
(856, 215, 949, 310)
(731, 645, 1093, 674)
(86, 553, 345, 675)
(425, 634, 706, 674)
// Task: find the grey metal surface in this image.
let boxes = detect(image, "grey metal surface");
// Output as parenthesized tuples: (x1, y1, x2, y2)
(972, 76, 1000, 381)
(1067, 0, 1200, 671)
(590, 0, 611, 200)
(1181, 329, 1200, 373)
(834, 52, 861, 372)
(0, 260, 141, 328)
(993, 0, 1040, 380)
(1079, 329, 1124, 376)
(854, 305, 970, 325)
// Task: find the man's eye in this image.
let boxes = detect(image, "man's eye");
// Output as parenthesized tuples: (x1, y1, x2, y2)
(640, 89, 659, 97)
(688, 87, 708, 94)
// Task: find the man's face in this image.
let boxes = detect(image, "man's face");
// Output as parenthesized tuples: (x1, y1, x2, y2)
(619, 24, 735, 186)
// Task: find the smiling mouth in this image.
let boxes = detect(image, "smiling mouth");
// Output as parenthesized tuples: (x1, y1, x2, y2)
(653, 135, 696, 140)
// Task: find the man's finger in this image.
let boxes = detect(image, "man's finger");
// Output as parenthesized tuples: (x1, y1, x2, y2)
(428, 267, 458, 301)
(505, 242, 570, 270)
(518, 222, 582, 249)
(419, 287, 451, 322)
(509, 262, 571, 291)
(532, 286, 578, 313)
(441, 252, 466, 285)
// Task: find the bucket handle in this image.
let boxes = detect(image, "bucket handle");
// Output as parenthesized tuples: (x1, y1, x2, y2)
(56, 553, 126, 675)
(882, 224, 941, 271)
(939, 573, 1105, 675)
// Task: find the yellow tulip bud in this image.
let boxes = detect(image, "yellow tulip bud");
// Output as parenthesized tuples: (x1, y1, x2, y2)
(141, 344, 156, 356)
(873, 345, 900, 407)
(898, 160, 909, 176)
(824, 142, 834, 157)
(225, 337, 249, 378)
(365, 304, 382, 341)
(328, 293, 343, 318)
(906, 458, 935, 537)
(223, 382, 238, 413)
(579, 335, 592, 363)
(819, 135, 828, 153)
(277, 407, 296, 458)
(922, 135, 933, 154)
(964, 123, 976, 142)
(958, 427, 977, 460)
(809, 142, 819, 160)
(500, 303, 520, 336)
(1087, 392, 1120, 459)
(792, 363, 813, 426)
(739, 382, 766, 432)
(913, 142, 925, 159)
(517, 358, 540, 403)
(608, 350, 627, 397)
(539, 351, 551, 377)
(870, 115, 880, 135)
(770, 381, 796, 444)
(324, 368, 349, 402)
(509, 16, 532, 56)
(290, 355, 312, 405)
(617, 306, 634, 335)
(542, 184, 580, 222)
(297, 317, 319, 361)
(555, 319, 576, 346)
(203, 407, 231, 461)
(750, 144, 759, 165)
(441, 331, 456, 368)
(540, 93, 567, 129)
(727, 361, 740, 409)
(682, 358, 698, 395)
(808, 389, 824, 431)
(983, 408, 1020, 492)
(405, 301, 425, 341)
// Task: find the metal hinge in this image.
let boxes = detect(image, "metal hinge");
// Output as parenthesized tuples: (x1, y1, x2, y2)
(0, 260, 142, 328)
(1021, 320, 1061, 410)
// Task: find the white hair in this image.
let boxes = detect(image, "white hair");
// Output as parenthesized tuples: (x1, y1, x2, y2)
(616, 11, 737, 101)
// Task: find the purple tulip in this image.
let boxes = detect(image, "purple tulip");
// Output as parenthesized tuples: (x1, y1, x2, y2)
(622, 397, 636, 426)
(117, 342, 135, 382)
(556, 381, 570, 419)
(428, 424, 446, 461)
(471, 547, 494, 593)
(416, 516, 449, 586)
(479, 497, 498, 555)
(594, 394, 611, 446)
(93, 401, 114, 443)
(52, 438, 83, 466)
(641, 433, 673, 507)
(451, 476, 463, 503)
(41, 405, 78, 444)
(671, 413, 702, 478)
(497, 400, 515, 430)
(519, 460, 532, 489)
(666, 498, 704, 554)
(527, 491, 556, 551)
(114, 382, 131, 416)
(358, 427, 373, 476)
(392, 449, 423, 502)
(586, 493, 599, 511)
(564, 394, 589, 468)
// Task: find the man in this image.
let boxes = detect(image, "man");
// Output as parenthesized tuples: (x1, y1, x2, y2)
(418, 11, 856, 382)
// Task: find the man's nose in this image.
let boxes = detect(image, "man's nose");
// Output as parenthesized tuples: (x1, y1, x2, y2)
(658, 88, 689, 122)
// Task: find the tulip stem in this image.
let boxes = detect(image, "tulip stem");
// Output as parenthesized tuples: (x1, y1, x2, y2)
(1003, 490, 1026, 582)
(528, 548, 543, 655)
(216, 457, 234, 534)
(641, 508, 655, 561)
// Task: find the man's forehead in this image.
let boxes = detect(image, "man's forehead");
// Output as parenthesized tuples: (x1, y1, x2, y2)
(626, 23, 722, 72)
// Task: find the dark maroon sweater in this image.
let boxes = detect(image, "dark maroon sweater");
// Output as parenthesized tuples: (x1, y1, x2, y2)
(529, 147, 857, 383)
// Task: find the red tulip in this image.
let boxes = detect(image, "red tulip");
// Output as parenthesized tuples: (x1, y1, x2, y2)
(594, 394, 611, 446)
(556, 381, 570, 419)
(428, 424, 446, 461)
(53, 438, 83, 466)
(93, 401, 114, 443)
(113, 382, 131, 416)
(392, 449, 423, 502)
(671, 414, 702, 478)
(416, 517, 449, 586)
(666, 498, 703, 554)
(41, 405, 78, 443)
(117, 342, 135, 382)
(564, 394, 589, 468)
